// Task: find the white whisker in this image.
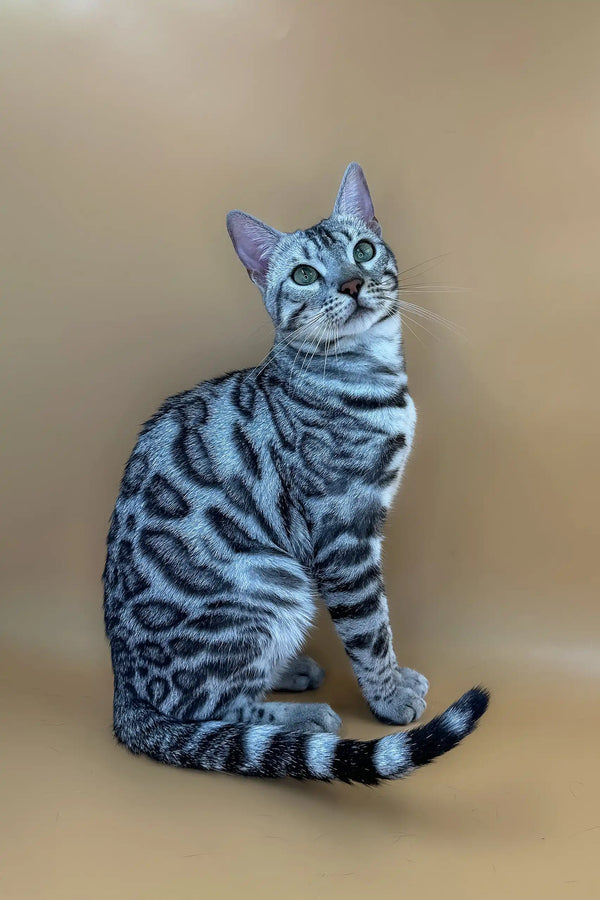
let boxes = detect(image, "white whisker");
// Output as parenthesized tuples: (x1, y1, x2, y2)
(398, 300, 464, 336)
(298, 319, 329, 386)
(401, 310, 443, 343)
(247, 311, 327, 382)
(401, 315, 427, 349)
(396, 252, 451, 281)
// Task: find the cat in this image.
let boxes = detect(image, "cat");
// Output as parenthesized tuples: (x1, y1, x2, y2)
(103, 163, 488, 784)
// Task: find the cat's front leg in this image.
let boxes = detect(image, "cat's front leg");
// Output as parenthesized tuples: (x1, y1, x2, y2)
(316, 536, 428, 725)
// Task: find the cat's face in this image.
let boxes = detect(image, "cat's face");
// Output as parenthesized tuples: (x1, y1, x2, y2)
(227, 164, 398, 342)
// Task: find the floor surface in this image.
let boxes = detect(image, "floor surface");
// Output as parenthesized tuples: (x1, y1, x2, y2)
(2, 635, 598, 900)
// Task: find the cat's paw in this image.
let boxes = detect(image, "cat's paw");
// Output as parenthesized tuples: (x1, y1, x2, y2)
(273, 656, 325, 692)
(396, 666, 429, 698)
(368, 685, 427, 726)
(287, 702, 342, 734)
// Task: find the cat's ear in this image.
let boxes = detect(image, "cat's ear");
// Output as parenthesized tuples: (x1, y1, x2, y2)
(226, 211, 282, 289)
(333, 162, 381, 236)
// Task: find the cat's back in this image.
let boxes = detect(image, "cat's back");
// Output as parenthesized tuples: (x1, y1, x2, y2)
(105, 366, 290, 563)
(114, 369, 253, 507)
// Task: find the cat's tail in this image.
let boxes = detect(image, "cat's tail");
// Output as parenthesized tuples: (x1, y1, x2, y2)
(113, 686, 489, 784)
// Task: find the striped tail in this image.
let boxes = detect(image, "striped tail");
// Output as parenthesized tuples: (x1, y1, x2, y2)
(113, 686, 489, 784)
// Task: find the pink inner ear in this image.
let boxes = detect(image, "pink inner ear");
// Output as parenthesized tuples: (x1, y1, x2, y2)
(227, 211, 281, 282)
(334, 163, 376, 225)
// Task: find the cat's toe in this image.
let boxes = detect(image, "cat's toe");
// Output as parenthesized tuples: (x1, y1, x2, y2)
(307, 703, 342, 734)
(274, 656, 325, 692)
(370, 688, 427, 726)
(300, 657, 325, 690)
(397, 667, 429, 697)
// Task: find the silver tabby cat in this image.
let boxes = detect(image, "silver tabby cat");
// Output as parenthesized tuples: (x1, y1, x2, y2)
(103, 164, 488, 784)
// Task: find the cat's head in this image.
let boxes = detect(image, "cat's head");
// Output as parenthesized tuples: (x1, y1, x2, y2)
(227, 164, 398, 340)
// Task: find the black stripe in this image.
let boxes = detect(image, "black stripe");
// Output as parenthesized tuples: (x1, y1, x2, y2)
(172, 421, 217, 487)
(287, 732, 316, 780)
(263, 391, 296, 451)
(139, 528, 230, 595)
(198, 724, 239, 770)
(317, 226, 336, 248)
(226, 476, 282, 547)
(212, 690, 242, 716)
(233, 422, 261, 478)
(303, 231, 324, 253)
(132, 599, 185, 631)
(331, 738, 379, 785)
(344, 631, 373, 651)
(272, 281, 285, 321)
(325, 564, 381, 594)
(144, 474, 190, 519)
(257, 565, 306, 590)
(258, 731, 308, 779)
(186, 609, 269, 635)
(329, 588, 381, 622)
(175, 694, 210, 720)
(231, 375, 258, 418)
(316, 540, 372, 570)
(168, 725, 200, 758)
(170, 722, 222, 768)
(377, 467, 399, 488)
(205, 505, 259, 553)
(380, 434, 406, 469)
(342, 387, 407, 410)
(117, 540, 150, 601)
(120, 453, 149, 498)
(286, 301, 308, 330)
(223, 730, 246, 772)
(372, 626, 390, 657)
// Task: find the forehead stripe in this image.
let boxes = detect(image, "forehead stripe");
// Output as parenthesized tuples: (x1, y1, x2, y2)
(302, 234, 321, 256)
(316, 226, 335, 247)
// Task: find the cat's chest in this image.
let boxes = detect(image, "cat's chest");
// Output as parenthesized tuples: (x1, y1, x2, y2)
(335, 387, 416, 448)
(292, 389, 416, 493)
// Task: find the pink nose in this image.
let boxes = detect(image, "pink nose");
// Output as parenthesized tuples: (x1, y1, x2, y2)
(340, 278, 363, 299)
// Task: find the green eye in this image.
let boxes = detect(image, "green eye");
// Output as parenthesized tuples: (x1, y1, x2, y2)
(353, 240, 375, 263)
(292, 265, 319, 285)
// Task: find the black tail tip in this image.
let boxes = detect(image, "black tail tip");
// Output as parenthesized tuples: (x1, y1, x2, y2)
(453, 685, 491, 729)
(406, 684, 490, 770)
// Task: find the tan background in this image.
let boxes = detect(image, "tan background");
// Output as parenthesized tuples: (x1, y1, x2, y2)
(1, 1, 599, 898)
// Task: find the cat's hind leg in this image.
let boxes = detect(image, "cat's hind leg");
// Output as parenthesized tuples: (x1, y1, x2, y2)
(271, 655, 325, 692)
(222, 698, 341, 734)
(195, 550, 342, 731)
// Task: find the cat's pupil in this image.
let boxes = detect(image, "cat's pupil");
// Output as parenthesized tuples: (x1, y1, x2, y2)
(353, 240, 375, 263)
(292, 265, 318, 285)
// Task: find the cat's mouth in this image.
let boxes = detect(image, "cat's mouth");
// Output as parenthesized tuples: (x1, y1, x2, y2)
(336, 302, 383, 337)
(342, 295, 382, 322)
(334, 289, 396, 336)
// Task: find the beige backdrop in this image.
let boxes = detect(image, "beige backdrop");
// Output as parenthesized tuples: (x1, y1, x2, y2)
(1, 2, 599, 898)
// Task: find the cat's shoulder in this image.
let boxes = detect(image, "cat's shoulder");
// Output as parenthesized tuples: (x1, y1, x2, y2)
(138, 368, 246, 438)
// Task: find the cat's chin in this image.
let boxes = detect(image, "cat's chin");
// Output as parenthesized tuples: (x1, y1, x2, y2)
(338, 305, 394, 338)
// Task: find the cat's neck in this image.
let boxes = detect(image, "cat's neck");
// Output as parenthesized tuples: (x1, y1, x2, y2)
(269, 312, 406, 397)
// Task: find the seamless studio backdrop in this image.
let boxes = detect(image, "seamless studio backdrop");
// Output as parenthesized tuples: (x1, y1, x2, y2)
(1, 2, 599, 898)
